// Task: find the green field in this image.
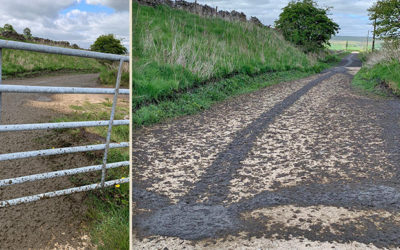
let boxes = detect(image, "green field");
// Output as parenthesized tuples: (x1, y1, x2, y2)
(1, 39, 128, 87)
(329, 36, 383, 51)
(1, 48, 103, 77)
(132, 3, 338, 127)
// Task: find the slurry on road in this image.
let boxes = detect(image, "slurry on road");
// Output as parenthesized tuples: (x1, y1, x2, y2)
(133, 54, 400, 249)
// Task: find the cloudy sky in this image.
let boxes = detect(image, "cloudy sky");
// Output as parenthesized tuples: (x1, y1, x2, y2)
(0, 0, 129, 49)
(187, 0, 376, 37)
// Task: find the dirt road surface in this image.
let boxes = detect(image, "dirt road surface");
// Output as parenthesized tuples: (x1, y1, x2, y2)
(0, 73, 124, 249)
(132, 53, 400, 249)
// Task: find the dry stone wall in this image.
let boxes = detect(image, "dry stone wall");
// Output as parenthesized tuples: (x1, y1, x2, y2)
(0, 30, 81, 49)
(136, 0, 268, 28)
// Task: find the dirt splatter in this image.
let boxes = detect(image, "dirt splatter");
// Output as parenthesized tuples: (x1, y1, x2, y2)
(133, 54, 400, 248)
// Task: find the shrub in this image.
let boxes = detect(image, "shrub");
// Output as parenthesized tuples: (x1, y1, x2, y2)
(275, 0, 339, 52)
(90, 34, 127, 55)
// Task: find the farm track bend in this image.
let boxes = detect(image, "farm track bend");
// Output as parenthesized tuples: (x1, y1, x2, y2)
(133, 53, 400, 249)
(0, 73, 125, 249)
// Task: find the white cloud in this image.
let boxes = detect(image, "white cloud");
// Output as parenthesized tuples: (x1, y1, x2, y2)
(0, 0, 76, 20)
(0, 0, 129, 49)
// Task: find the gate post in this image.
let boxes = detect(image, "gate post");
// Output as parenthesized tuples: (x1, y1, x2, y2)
(101, 59, 124, 187)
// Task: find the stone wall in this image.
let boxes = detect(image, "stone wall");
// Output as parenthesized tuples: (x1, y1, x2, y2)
(0, 30, 81, 49)
(136, 0, 267, 27)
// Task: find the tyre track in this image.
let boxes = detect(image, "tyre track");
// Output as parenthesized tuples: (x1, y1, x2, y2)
(133, 54, 400, 248)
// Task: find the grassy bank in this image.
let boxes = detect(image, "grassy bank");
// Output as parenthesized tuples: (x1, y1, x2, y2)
(133, 3, 343, 127)
(1, 49, 103, 77)
(353, 59, 400, 96)
(54, 100, 129, 249)
(353, 43, 400, 96)
(132, 3, 330, 110)
(1, 45, 128, 88)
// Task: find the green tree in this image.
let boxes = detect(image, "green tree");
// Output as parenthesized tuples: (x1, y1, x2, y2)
(275, 0, 339, 52)
(23, 27, 32, 39)
(368, 0, 400, 43)
(90, 34, 127, 54)
(3, 24, 15, 32)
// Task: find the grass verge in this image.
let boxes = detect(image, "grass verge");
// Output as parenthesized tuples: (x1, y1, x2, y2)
(133, 70, 315, 128)
(353, 59, 400, 96)
(1, 49, 103, 78)
(99, 62, 130, 87)
(54, 100, 129, 249)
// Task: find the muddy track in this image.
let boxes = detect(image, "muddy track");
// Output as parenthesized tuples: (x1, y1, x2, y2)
(0, 73, 122, 249)
(132, 53, 400, 249)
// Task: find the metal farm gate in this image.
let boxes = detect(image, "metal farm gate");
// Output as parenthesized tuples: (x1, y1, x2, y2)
(0, 39, 130, 207)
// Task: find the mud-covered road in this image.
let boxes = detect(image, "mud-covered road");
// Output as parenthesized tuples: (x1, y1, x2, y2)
(133, 53, 400, 249)
(0, 73, 125, 249)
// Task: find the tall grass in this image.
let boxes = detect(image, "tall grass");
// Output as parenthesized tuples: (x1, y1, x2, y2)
(132, 3, 320, 109)
(353, 42, 400, 95)
(1, 49, 103, 77)
(99, 61, 130, 87)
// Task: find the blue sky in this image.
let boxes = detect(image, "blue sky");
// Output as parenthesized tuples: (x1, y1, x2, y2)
(0, 0, 129, 49)
(60, 1, 115, 15)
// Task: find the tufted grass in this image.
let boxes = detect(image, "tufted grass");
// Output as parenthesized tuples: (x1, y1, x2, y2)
(132, 2, 325, 110)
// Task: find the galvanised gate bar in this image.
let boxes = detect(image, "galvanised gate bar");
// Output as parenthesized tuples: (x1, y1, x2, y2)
(0, 39, 130, 207)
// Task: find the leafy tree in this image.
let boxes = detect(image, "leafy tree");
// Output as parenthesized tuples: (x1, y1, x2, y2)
(90, 34, 127, 55)
(368, 0, 400, 42)
(3, 24, 15, 32)
(23, 27, 32, 39)
(275, 0, 339, 52)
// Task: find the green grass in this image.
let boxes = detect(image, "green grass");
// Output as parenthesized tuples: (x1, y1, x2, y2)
(1, 49, 103, 77)
(133, 70, 316, 128)
(329, 36, 383, 52)
(132, 2, 327, 110)
(1, 42, 128, 88)
(320, 51, 351, 66)
(55, 100, 129, 142)
(353, 59, 400, 96)
(99, 62, 129, 87)
(54, 101, 129, 249)
(132, 3, 345, 128)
